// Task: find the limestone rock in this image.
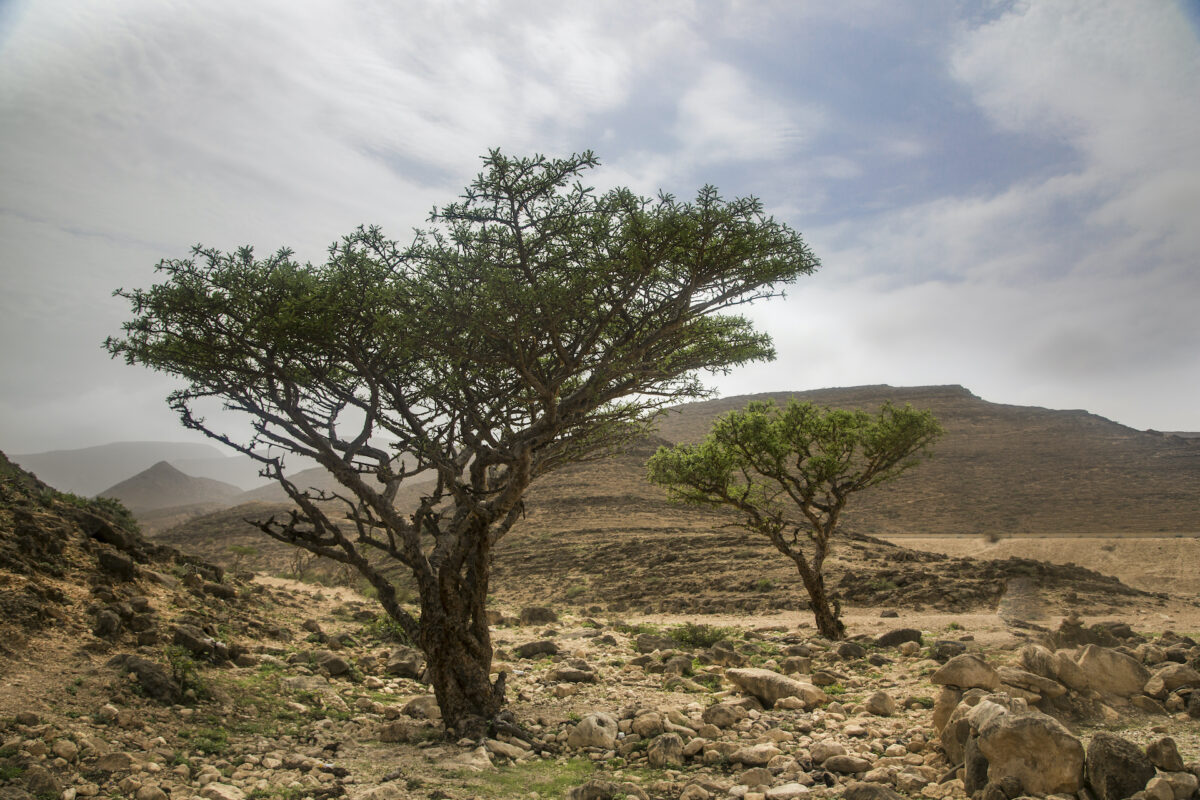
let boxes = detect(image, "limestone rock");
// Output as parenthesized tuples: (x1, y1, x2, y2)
(1146, 736, 1186, 772)
(863, 690, 896, 717)
(823, 754, 872, 774)
(567, 712, 618, 749)
(930, 654, 999, 690)
(976, 712, 1084, 794)
(1075, 644, 1150, 697)
(730, 743, 782, 766)
(514, 639, 559, 659)
(875, 628, 922, 648)
(725, 668, 828, 709)
(842, 783, 904, 800)
(385, 646, 425, 679)
(701, 702, 746, 728)
(647, 733, 683, 768)
(200, 784, 246, 800)
(519, 606, 557, 625)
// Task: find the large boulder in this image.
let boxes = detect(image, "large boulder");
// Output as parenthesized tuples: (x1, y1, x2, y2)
(1145, 663, 1200, 697)
(725, 668, 828, 709)
(1075, 644, 1150, 697)
(567, 712, 618, 750)
(1085, 732, 1155, 800)
(647, 733, 684, 768)
(976, 712, 1084, 794)
(930, 653, 1000, 690)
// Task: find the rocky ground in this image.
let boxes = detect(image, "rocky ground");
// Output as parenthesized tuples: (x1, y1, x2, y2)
(1, 566, 1199, 800)
(3, 449, 1200, 800)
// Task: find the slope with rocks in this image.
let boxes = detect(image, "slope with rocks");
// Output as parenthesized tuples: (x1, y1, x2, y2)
(99, 461, 244, 514)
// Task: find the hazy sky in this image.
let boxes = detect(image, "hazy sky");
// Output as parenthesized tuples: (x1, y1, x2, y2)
(2, 0, 1199, 454)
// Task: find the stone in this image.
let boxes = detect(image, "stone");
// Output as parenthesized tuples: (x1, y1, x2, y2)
(485, 738, 526, 760)
(107, 654, 182, 704)
(997, 666, 1067, 699)
(647, 733, 683, 768)
(93, 609, 122, 637)
(1146, 737, 1186, 772)
(547, 666, 597, 683)
(135, 786, 168, 800)
(931, 640, 968, 661)
(679, 786, 711, 800)
(23, 766, 60, 797)
(932, 686, 963, 732)
(566, 780, 623, 800)
(52, 739, 79, 761)
(98, 550, 137, 580)
(1144, 777, 1176, 800)
(725, 668, 829, 709)
(313, 649, 351, 675)
(95, 752, 135, 772)
(875, 628, 922, 648)
(738, 767, 773, 786)
(519, 606, 558, 625)
(781, 656, 812, 674)
(1157, 772, 1199, 800)
(567, 712, 618, 749)
(765, 785, 811, 799)
(1052, 649, 1091, 693)
(842, 783, 904, 800)
(823, 754, 872, 774)
(635, 632, 677, 653)
(200, 784, 246, 800)
(810, 740, 847, 763)
(701, 702, 745, 728)
(863, 690, 896, 716)
(976, 712, 1084, 794)
(898, 641, 921, 656)
(631, 712, 664, 738)
(930, 654, 1000, 690)
(446, 745, 495, 772)
(172, 624, 221, 661)
(836, 641, 867, 659)
(385, 646, 425, 679)
(1075, 644, 1151, 697)
(401, 695, 441, 719)
(514, 639, 559, 659)
(730, 743, 782, 766)
(1151, 663, 1200, 693)
(1019, 643, 1058, 679)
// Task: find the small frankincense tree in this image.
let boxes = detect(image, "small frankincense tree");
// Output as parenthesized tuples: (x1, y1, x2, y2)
(105, 150, 820, 736)
(647, 399, 942, 640)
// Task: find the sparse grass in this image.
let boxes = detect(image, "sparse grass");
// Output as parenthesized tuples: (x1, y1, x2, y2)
(825, 683, 847, 696)
(0, 764, 25, 781)
(753, 578, 775, 592)
(615, 622, 660, 637)
(177, 726, 229, 755)
(449, 757, 594, 798)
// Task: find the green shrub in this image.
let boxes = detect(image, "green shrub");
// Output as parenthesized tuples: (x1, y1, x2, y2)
(668, 622, 738, 649)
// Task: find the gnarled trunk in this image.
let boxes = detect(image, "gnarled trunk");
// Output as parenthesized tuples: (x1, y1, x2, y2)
(419, 614, 504, 739)
(790, 549, 846, 641)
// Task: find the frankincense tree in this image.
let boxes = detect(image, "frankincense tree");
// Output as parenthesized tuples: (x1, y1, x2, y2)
(105, 150, 820, 736)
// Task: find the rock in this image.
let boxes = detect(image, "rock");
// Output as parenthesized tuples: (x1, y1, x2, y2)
(997, 666, 1067, 699)
(1156, 772, 1199, 800)
(1052, 649, 1091, 693)
(1146, 736, 1186, 772)
(566, 780, 622, 800)
(1131, 694, 1167, 715)
(567, 712, 618, 749)
(631, 712, 664, 738)
(835, 641, 866, 659)
(95, 752, 135, 772)
(350, 783, 408, 800)
(930, 654, 1000, 690)
(875, 628, 922, 648)
(401, 695, 441, 719)
(931, 640, 968, 661)
(52, 739, 79, 761)
(313, 649, 351, 676)
(781, 656, 811, 674)
(485, 738, 526, 760)
(701, 702, 746, 728)
(98, 550, 137, 580)
(823, 754, 872, 774)
(23, 766, 60, 797)
(1150, 663, 1200, 694)
(378, 721, 416, 743)
(635, 632, 677, 653)
(385, 646, 425, 679)
(107, 654, 182, 704)
(725, 668, 828, 709)
(738, 767, 773, 786)
(519, 606, 557, 625)
(514, 640, 559, 659)
(810, 740, 846, 763)
(446, 745, 495, 772)
(647, 733, 683, 768)
(932, 686, 963, 732)
(842, 783, 904, 800)
(547, 666, 597, 683)
(1076, 644, 1151, 697)
(679, 786, 711, 800)
(730, 743, 782, 766)
(863, 690, 896, 716)
(200, 784, 245, 800)
(1019, 643, 1059, 678)
(172, 624, 221, 661)
(976, 712, 1084, 794)
(1144, 776, 1177, 800)
(135, 786, 168, 800)
(766, 784, 811, 799)
(93, 609, 122, 637)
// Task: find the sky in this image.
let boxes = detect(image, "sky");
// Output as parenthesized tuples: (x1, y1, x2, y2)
(1, 0, 1198, 455)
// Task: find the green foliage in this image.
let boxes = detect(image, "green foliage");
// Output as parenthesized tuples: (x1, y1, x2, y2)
(359, 613, 414, 646)
(753, 578, 775, 591)
(0, 763, 24, 781)
(668, 622, 738, 649)
(178, 726, 228, 755)
(164, 645, 207, 699)
(615, 622, 661, 636)
(450, 758, 595, 799)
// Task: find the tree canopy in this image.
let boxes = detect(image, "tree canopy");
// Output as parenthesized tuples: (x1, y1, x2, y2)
(106, 150, 821, 735)
(647, 399, 942, 639)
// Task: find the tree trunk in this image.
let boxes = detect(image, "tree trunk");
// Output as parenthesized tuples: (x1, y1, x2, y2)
(420, 616, 504, 739)
(790, 555, 846, 640)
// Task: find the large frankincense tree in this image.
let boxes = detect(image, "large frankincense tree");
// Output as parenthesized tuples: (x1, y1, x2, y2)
(105, 150, 820, 736)
(648, 400, 942, 640)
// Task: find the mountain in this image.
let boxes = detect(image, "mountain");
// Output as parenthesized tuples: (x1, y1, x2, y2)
(98, 461, 244, 513)
(11, 441, 228, 496)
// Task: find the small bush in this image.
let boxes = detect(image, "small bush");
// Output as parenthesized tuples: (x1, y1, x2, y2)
(668, 622, 738, 649)
(753, 578, 774, 592)
(164, 645, 207, 699)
